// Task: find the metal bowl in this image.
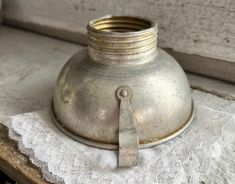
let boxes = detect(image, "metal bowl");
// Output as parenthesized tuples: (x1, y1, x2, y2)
(52, 15, 195, 167)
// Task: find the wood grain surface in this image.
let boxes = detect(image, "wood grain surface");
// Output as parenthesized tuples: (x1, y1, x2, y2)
(0, 123, 51, 184)
(2, 0, 234, 82)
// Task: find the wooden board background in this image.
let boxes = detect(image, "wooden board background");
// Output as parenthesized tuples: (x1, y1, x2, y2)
(0, 0, 2, 23)
(1, 0, 235, 82)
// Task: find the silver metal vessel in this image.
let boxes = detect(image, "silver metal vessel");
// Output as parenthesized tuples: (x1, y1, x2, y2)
(52, 15, 195, 167)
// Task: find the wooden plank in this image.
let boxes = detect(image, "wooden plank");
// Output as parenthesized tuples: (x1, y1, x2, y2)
(0, 25, 82, 117)
(187, 73, 235, 100)
(0, 122, 51, 184)
(0, 0, 2, 23)
(166, 49, 235, 83)
(0, 26, 82, 183)
(2, 0, 235, 62)
(2, 0, 235, 82)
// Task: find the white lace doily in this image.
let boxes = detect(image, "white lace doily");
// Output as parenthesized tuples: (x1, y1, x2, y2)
(1, 92, 235, 184)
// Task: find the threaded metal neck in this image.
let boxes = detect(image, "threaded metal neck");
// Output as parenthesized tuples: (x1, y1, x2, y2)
(87, 16, 158, 64)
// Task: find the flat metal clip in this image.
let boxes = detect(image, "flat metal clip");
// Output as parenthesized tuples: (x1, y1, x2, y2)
(117, 86, 139, 167)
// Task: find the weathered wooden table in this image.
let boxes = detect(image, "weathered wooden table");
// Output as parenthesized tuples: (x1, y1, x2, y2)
(0, 25, 234, 184)
(0, 26, 81, 184)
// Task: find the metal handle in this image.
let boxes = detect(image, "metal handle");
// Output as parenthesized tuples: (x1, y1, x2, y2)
(117, 86, 139, 167)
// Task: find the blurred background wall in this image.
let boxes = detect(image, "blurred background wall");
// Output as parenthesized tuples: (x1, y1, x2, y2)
(1, 0, 235, 82)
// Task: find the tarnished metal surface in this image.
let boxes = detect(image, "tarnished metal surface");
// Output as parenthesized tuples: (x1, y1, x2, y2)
(52, 15, 195, 167)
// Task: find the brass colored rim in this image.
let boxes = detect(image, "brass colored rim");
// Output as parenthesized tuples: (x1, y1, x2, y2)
(87, 15, 158, 57)
(51, 100, 195, 150)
